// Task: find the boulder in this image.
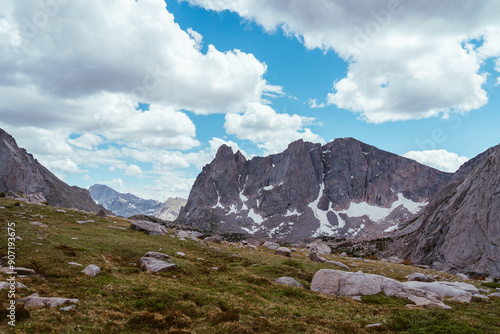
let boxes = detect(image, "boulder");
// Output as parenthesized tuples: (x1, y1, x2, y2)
(407, 273, 435, 283)
(59, 305, 76, 312)
(81, 265, 101, 277)
(325, 261, 350, 271)
(402, 281, 478, 303)
(274, 247, 292, 258)
(488, 293, 500, 298)
(176, 252, 186, 257)
(456, 273, 469, 280)
(24, 294, 79, 309)
(68, 262, 83, 266)
(262, 241, 280, 250)
(0, 267, 36, 275)
(139, 257, 178, 274)
(144, 252, 171, 261)
(175, 230, 190, 238)
(309, 252, 326, 262)
(306, 240, 331, 255)
(190, 231, 204, 238)
(0, 281, 27, 290)
(205, 236, 222, 244)
(387, 257, 402, 264)
(275, 277, 304, 288)
(310, 269, 450, 309)
(130, 220, 167, 236)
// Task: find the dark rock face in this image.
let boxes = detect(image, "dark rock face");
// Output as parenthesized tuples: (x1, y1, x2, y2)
(402, 145, 500, 277)
(0, 128, 104, 213)
(89, 184, 162, 217)
(177, 138, 452, 242)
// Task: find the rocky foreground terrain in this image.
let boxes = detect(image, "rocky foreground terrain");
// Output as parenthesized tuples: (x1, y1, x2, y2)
(1, 199, 499, 333)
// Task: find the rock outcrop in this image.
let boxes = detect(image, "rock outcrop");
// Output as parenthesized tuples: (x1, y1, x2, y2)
(401, 144, 500, 277)
(153, 197, 187, 221)
(0, 128, 105, 213)
(177, 138, 452, 242)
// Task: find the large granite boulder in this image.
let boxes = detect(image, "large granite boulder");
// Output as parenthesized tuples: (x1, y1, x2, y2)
(130, 220, 167, 236)
(139, 257, 178, 274)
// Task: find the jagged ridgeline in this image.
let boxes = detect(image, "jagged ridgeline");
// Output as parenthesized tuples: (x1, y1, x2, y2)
(177, 138, 453, 242)
(0, 128, 104, 213)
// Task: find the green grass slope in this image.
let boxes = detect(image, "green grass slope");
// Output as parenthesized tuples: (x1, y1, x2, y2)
(0, 199, 499, 333)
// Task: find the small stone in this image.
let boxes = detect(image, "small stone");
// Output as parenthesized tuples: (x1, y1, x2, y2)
(309, 252, 326, 262)
(0, 281, 27, 290)
(456, 273, 469, 280)
(366, 323, 383, 328)
(68, 262, 83, 266)
(341, 252, 347, 257)
(139, 257, 178, 274)
(290, 248, 298, 252)
(30, 221, 47, 228)
(473, 294, 489, 300)
(176, 252, 186, 257)
(275, 247, 293, 258)
(59, 305, 76, 312)
(489, 293, 500, 298)
(407, 273, 435, 283)
(275, 277, 303, 288)
(262, 241, 280, 250)
(71, 237, 78, 240)
(76, 221, 87, 224)
(325, 260, 350, 271)
(81, 265, 100, 277)
(144, 252, 171, 261)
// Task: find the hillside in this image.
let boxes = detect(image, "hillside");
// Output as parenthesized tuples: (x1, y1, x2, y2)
(0, 128, 104, 213)
(1, 199, 499, 333)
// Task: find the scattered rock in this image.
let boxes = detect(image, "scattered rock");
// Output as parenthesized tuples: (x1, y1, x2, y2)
(56, 209, 66, 213)
(205, 236, 222, 244)
(456, 273, 469, 280)
(274, 247, 293, 258)
(473, 294, 489, 300)
(402, 281, 478, 303)
(290, 248, 298, 252)
(262, 241, 280, 250)
(76, 221, 88, 224)
(129, 220, 167, 236)
(144, 252, 171, 261)
(190, 231, 204, 238)
(489, 293, 500, 298)
(325, 261, 350, 271)
(108, 226, 127, 230)
(175, 230, 190, 238)
(310, 269, 450, 309)
(139, 257, 178, 274)
(407, 273, 435, 283)
(24, 294, 79, 309)
(366, 323, 383, 328)
(275, 277, 304, 288)
(81, 265, 101, 277)
(309, 252, 326, 262)
(30, 221, 47, 228)
(68, 262, 83, 266)
(59, 305, 76, 312)
(387, 257, 402, 264)
(0, 281, 27, 290)
(340, 252, 347, 257)
(176, 252, 186, 257)
(0, 267, 36, 275)
(306, 240, 331, 255)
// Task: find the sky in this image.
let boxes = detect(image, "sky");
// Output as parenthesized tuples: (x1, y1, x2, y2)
(1, 0, 499, 202)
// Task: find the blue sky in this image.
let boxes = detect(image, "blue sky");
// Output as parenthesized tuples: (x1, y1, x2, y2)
(1, 0, 499, 201)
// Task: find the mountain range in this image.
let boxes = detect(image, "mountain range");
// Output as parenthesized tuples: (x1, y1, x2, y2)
(177, 138, 453, 242)
(89, 184, 186, 220)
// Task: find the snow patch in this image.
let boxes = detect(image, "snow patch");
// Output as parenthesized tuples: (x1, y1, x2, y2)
(263, 185, 273, 191)
(384, 225, 399, 233)
(309, 183, 338, 236)
(338, 193, 426, 222)
(247, 208, 264, 225)
(212, 182, 224, 209)
(285, 209, 300, 217)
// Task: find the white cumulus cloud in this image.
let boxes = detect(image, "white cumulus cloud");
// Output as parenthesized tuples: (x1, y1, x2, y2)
(403, 150, 469, 173)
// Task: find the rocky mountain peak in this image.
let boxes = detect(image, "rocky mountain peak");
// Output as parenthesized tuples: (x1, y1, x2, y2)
(177, 138, 452, 242)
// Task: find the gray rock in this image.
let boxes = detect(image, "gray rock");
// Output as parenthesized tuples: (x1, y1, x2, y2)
(139, 257, 178, 274)
(263, 241, 280, 250)
(76, 220, 88, 224)
(81, 265, 100, 277)
(144, 252, 171, 261)
(311, 269, 450, 309)
(387, 257, 402, 264)
(456, 273, 469, 280)
(473, 294, 489, 300)
(205, 236, 222, 244)
(306, 240, 331, 255)
(189, 231, 204, 238)
(176, 252, 186, 257)
(402, 281, 478, 303)
(59, 305, 76, 312)
(274, 247, 292, 258)
(489, 293, 500, 298)
(325, 260, 350, 271)
(68, 262, 83, 266)
(0, 281, 27, 290)
(309, 252, 326, 262)
(24, 295, 79, 309)
(407, 273, 435, 283)
(129, 220, 167, 236)
(30, 221, 47, 228)
(340, 252, 348, 257)
(275, 277, 304, 288)
(290, 248, 298, 252)
(0, 267, 36, 275)
(175, 230, 190, 238)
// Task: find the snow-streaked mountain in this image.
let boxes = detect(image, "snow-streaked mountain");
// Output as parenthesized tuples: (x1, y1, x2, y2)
(154, 197, 187, 221)
(89, 184, 162, 217)
(177, 138, 452, 242)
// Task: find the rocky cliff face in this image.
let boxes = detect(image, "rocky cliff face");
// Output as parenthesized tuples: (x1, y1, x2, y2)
(401, 144, 500, 277)
(177, 138, 452, 242)
(89, 184, 162, 217)
(0, 128, 104, 212)
(154, 197, 187, 221)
